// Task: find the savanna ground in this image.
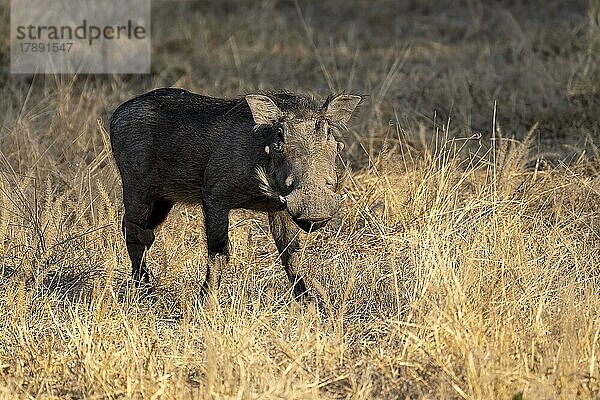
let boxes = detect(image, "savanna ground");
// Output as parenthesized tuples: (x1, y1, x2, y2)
(1, 0, 600, 398)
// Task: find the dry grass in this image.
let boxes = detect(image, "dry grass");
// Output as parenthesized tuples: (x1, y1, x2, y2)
(1, 0, 600, 398)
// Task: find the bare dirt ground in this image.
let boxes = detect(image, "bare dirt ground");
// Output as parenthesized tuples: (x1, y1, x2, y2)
(0, 1, 599, 398)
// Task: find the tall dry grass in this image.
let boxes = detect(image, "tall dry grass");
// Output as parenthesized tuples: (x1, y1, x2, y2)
(1, 0, 599, 398)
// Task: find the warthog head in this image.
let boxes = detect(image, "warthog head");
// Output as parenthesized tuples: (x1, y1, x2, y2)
(246, 92, 361, 232)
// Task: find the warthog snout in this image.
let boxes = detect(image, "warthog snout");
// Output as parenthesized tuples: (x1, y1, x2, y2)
(284, 187, 342, 232)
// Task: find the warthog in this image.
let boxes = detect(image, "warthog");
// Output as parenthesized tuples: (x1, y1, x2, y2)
(109, 88, 361, 299)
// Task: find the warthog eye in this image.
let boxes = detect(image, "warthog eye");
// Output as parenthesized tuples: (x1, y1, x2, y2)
(276, 125, 284, 136)
(272, 141, 284, 153)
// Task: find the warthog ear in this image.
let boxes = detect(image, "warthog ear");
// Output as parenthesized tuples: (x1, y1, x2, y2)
(325, 94, 362, 124)
(245, 95, 283, 125)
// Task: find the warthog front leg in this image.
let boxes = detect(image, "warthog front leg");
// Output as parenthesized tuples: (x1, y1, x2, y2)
(269, 211, 309, 299)
(200, 193, 230, 298)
